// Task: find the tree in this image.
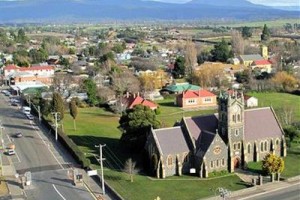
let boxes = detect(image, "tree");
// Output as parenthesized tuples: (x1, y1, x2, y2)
(271, 71, 298, 91)
(123, 158, 138, 182)
(52, 92, 64, 121)
(197, 51, 211, 64)
(211, 38, 232, 62)
(261, 24, 271, 41)
(184, 40, 197, 78)
(59, 56, 70, 69)
(241, 26, 252, 39)
(283, 125, 300, 146)
(262, 154, 284, 175)
(119, 105, 161, 151)
(69, 98, 78, 131)
(172, 56, 185, 78)
(83, 78, 98, 106)
(231, 30, 245, 55)
(39, 98, 51, 117)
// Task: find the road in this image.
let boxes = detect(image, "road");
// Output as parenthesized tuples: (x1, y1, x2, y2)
(244, 183, 300, 200)
(0, 93, 94, 200)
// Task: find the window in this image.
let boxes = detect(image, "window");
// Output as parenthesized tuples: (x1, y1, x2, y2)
(264, 141, 268, 151)
(167, 156, 173, 166)
(203, 98, 212, 103)
(237, 143, 241, 150)
(210, 161, 214, 168)
(237, 114, 241, 122)
(222, 158, 225, 166)
(235, 129, 239, 136)
(276, 139, 279, 146)
(234, 143, 237, 150)
(261, 142, 264, 152)
(232, 115, 236, 122)
(187, 99, 196, 105)
(216, 160, 219, 167)
(248, 144, 251, 153)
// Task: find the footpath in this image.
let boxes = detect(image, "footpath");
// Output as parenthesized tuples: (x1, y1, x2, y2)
(204, 175, 300, 200)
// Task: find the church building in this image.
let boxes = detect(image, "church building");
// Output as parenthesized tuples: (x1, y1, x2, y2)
(145, 91, 286, 178)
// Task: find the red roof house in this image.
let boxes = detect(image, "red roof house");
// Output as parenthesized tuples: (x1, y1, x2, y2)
(124, 94, 158, 110)
(176, 89, 217, 109)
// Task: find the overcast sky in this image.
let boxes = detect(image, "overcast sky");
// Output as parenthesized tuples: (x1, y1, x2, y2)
(152, 0, 300, 6)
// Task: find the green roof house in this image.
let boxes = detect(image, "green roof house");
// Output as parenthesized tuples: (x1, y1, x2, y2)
(164, 82, 201, 93)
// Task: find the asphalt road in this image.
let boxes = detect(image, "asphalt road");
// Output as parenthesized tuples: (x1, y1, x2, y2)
(0, 93, 94, 200)
(246, 183, 300, 200)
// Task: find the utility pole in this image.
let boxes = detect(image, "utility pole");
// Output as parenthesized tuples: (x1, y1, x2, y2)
(37, 105, 41, 122)
(95, 144, 106, 195)
(52, 112, 60, 141)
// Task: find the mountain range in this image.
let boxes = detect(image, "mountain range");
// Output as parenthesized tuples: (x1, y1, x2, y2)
(0, 0, 298, 23)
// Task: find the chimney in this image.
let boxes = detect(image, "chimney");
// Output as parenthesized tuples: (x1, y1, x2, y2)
(137, 92, 140, 97)
(133, 93, 136, 98)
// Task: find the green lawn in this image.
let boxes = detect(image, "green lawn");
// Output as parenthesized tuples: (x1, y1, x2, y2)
(247, 141, 300, 178)
(156, 98, 216, 127)
(247, 92, 300, 122)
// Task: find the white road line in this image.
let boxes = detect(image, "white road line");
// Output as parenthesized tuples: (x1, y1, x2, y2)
(52, 184, 67, 200)
(30, 120, 64, 169)
(13, 151, 21, 163)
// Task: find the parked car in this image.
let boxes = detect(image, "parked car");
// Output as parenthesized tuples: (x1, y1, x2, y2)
(15, 132, 23, 138)
(26, 114, 34, 120)
(7, 149, 15, 155)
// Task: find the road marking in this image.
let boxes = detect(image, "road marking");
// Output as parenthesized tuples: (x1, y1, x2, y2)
(52, 184, 67, 200)
(30, 120, 64, 169)
(13, 151, 21, 163)
(239, 181, 300, 200)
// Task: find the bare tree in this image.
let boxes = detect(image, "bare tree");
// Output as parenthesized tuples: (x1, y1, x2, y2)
(231, 30, 245, 56)
(184, 40, 197, 77)
(52, 73, 78, 96)
(123, 158, 138, 182)
(111, 70, 140, 95)
(278, 106, 295, 126)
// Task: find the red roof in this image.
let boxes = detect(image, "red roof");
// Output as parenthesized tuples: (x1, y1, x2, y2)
(182, 89, 216, 99)
(4, 65, 19, 70)
(254, 60, 272, 65)
(19, 66, 54, 71)
(128, 96, 157, 109)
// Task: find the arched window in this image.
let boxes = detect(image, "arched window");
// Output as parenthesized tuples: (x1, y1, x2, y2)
(210, 161, 214, 168)
(232, 115, 236, 122)
(276, 139, 279, 146)
(237, 143, 241, 150)
(248, 144, 251, 153)
(222, 158, 225, 166)
(167, 156, 173, 166)
(261, 142, 264, 152)
(264, 141, 268, 151)
(234, 143, 237, 150)
(216, 160, 219, 167)
(237, 114, 241, 121)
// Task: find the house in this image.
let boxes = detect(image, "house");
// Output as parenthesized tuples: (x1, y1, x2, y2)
(3, 65, 55, 85)
(251, 60, 272, 73)
(238, 54, 264, 67)
(244, 95, 258, 107)
(163, 82, 201, 94)
(145, 91, 286, 178)
(123, 93, 158, 110)
(176, 89, 217, 109)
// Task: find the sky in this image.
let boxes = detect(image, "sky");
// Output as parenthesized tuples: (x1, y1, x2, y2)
(0, 0, 299, 6)
(152, 0, 300, 6)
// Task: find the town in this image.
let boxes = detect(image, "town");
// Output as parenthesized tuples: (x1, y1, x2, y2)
(0, 19, 299, 200)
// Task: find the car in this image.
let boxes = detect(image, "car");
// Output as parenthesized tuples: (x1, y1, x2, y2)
(7, 149, 15, 155)
(15, 132, 23, 138)
(26, 114, 34, 120)
(11, 102, 18, 106)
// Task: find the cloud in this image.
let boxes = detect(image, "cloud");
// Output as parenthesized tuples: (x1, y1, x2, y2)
(248, 0, 300, 6)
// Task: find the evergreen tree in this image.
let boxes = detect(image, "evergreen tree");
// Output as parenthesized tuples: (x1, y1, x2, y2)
(119, 105, 161, 151)
(52, 92, 64, 121)
(261, 24, 271, 41)
(83, 78, 98, 106)
(211, 38, 232, 62)
(69, 98, 78, 130)
(172, 56, 185, 78)
(241, 26, 252, 38)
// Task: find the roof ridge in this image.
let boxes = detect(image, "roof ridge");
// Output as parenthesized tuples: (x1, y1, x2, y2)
(153, 126, 181, 131)
(245, 107, 270, 112)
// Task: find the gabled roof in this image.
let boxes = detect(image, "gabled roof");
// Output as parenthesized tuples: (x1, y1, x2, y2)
(128, 96, 157, 109)
(253, 60, 272, 65)
(244, 107, 283, 141)
(183, 114, 218, 142)
(181, 89, 216, 99)
(152, 126, 190, 155)
(165, 83, 200, 92)
(239, 54, 263, 62)
(4, 65, 19, 70)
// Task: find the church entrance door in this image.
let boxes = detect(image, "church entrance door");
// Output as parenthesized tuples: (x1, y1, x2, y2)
(234, 157, 240, 168)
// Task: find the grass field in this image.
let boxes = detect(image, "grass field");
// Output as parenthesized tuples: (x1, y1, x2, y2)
(247, 140, 300, 178)
(247, 92, 300, 122)
(62, 92, 299, 199)
(224, 18, 300, 28)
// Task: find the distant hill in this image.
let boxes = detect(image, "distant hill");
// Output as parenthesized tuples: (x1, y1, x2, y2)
(0, 0, 298, 23)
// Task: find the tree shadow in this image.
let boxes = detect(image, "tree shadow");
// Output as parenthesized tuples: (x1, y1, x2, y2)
(157, 101, 177, 107)
(68, 135, 134, 170)
(2, 124, 35, 131)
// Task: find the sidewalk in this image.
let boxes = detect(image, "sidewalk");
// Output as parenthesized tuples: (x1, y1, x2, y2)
(204, 177, 300, 200)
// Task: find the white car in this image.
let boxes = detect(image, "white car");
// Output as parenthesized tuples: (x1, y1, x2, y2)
(7, 149, 15, 155)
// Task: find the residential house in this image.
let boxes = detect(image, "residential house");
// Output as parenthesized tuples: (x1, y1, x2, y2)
(176, 89, 217, 109)
(123, 93, 158, 110)
(244, 95, 258, 107)
(238, 54, 264, 67)
(251, 60, 273, 73)
(145, 91, 286, 178)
